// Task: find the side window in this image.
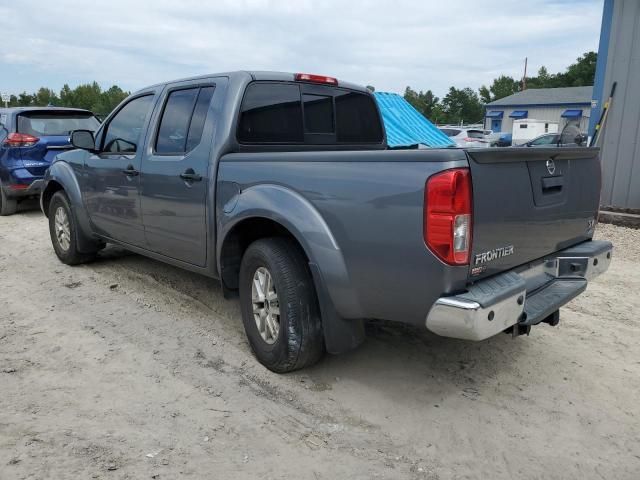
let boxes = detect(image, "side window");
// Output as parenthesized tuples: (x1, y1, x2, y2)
(334, 91, 383, 143)
(238, 83, 303, 143)
(155, 88, 198, 154)
(102, 95, 154, 153)
(155, 86, 215, 155)
(186, 87, 215, 152)
(0, 114, 7, 142)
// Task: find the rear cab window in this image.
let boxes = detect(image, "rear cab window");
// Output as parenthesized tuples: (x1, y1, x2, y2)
(17, 111, 100, 137)
(238, 81, 383, 146)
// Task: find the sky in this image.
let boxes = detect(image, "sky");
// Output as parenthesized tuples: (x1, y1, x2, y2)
(0, 0, 603, 98)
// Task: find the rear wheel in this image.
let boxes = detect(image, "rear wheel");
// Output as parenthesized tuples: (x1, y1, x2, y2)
(0, 184, 18, 216)
(48, 191, 97, 265)
(239, 237, 324, 373)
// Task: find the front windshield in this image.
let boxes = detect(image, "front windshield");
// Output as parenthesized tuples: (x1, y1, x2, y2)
(18, 112, 100, 136)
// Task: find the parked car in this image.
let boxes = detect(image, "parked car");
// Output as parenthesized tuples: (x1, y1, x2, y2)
(518, 131, 587, 147)
(486, 131, 512, 147)
(0, 107, 100, 215)
(40, 71, 612, 372)
(438, 127, 490, 148)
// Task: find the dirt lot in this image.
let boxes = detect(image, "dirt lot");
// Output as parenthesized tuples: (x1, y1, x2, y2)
(1, 205, 639, 480)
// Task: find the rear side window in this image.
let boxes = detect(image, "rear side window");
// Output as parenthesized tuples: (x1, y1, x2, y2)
(238, 82, 383, 145)
(186, 87, 215, 152)
(18, 112, 100, 136)
(156, 86, 215, 155)
(239, 83, 303, 143)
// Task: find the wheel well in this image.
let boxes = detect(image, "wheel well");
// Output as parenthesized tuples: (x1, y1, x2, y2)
(220, 217, 309, 290)
(41, 181, 64, 218)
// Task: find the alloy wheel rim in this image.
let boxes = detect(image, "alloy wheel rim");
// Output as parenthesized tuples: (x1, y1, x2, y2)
(54, 206, 71, 251)
(251, 267, 280, 344)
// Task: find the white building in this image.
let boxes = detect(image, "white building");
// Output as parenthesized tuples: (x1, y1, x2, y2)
(483, 86, 592, 135)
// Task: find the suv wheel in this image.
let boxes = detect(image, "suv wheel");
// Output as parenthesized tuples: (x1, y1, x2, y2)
(239, 237, 324, 372)
(48, 191, 97, 265)
(0, 184, 18, 216)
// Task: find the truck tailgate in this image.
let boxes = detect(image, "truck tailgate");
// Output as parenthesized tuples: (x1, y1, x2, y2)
(467, 147, 601, 281)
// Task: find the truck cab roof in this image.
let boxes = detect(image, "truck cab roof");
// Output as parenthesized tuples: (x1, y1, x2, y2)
(135, 71, 369, 95)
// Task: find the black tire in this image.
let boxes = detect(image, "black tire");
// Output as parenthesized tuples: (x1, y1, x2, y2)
(239, 237, 324, 373)
(0, 184, 18, 216)
(48, 191, 97, 265)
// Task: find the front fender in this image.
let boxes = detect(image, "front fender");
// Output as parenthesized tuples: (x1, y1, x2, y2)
(217, 183, 364, 320)
(42, 160, 96, 251)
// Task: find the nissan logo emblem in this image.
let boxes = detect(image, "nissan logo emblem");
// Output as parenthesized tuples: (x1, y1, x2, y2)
(546, 159, 556, 175)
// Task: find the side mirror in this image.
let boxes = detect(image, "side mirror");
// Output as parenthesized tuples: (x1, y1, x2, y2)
(70, 130, 96, 151)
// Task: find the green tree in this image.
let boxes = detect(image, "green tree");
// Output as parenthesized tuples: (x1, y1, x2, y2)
(479, 75, 520, 103)
(526, 52, 597, 89)
(35, 87, 59, 106)
(403, 87, 439, 120)
(17, 92, 34, 106)
(99, 85, 129, 114)
(441, 87, 483, 124)
(562, 51, 598, 86)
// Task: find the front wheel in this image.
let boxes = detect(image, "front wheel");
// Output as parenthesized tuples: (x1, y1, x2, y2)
(239, 237, 324, 373)
(48, 191, 97, 265)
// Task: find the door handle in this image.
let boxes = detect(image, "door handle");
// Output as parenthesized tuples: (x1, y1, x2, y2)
(180, 169, 202, 182)
(122, 165, 139, 176)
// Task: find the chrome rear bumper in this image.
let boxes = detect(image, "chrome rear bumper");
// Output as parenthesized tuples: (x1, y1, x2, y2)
(426, 240, 613, 341)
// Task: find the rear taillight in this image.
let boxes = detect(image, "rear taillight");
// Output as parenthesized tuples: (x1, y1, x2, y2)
(3, 133, 39, 147)
(424, 168, 472, 265)
(294, 73, 338, 85)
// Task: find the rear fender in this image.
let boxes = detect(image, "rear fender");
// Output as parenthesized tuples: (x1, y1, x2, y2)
(218, 184, 365, 353)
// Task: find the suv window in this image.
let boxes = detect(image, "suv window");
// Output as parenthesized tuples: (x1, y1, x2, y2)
(531, 134, 558, 146)
(0, 113, 7, 142)
(239, 83, 303, 143)
(466, 130, 485, 139)
(440, 128, 461, 137)
(238, 82, 383, 145)
(103, 95, 154, 153)
(18, 112, 100, 137)
(155, 86, 215, 155)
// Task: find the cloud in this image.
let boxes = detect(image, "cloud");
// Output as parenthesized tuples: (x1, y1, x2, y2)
(0, 0, 602, 97)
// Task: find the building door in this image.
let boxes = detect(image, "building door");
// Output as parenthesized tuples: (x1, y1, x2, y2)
(491, 119, 502, 132)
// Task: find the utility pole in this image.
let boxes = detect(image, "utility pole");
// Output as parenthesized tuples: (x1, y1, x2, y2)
(522, 57, 528, 91)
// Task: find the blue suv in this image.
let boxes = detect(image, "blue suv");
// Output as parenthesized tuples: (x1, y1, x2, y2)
(0, 107, 100, 215)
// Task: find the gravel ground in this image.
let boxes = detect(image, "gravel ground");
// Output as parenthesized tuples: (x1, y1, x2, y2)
(1, 206, 639, 480)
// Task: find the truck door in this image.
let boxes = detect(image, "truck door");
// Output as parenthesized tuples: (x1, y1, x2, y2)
(84, 93, 157, 247)
(140, 81, 216, 267)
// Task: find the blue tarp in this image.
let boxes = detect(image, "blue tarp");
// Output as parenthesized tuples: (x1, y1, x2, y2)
(561, 109, 583, 118)
(373, 92, 454, 148)
(509, 110, 528, 119)
(485, 110, 504, 118)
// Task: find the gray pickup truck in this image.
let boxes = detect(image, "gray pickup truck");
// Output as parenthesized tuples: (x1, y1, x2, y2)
(41, 71, 613, 372)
